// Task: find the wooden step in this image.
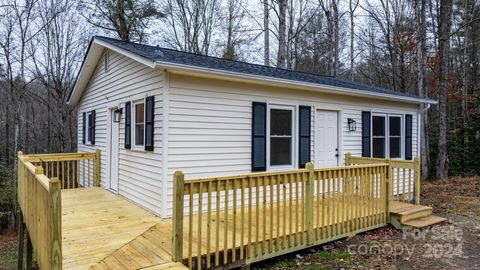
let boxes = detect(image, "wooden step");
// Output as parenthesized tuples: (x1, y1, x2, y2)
(402, 215, 447, 228)
(392, 207, 432, 223)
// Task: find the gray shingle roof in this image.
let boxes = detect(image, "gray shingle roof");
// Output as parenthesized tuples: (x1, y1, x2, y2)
(96, 36, 432, 102)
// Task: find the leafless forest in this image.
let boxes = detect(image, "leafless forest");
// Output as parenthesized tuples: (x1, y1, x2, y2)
(1, 0, 479, 228)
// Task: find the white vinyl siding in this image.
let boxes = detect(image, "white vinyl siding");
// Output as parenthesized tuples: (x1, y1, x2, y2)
(77, 50, 164, 215)
(165, 73, 420, 217)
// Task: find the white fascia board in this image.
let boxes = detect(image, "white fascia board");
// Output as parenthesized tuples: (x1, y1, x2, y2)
(68, 38, 155, 105)
(154, 61, 437, 105)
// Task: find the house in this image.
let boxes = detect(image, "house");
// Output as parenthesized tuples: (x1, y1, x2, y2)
(17, 36, 446, 270)
(68, 36, 435, 219)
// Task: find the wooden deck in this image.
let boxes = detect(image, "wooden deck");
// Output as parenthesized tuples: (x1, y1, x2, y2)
(62, 188, 183, 270)
(18, 152, 432, 270)
(63, 187, 387, 269)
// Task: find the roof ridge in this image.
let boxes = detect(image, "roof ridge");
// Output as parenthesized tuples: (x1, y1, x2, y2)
(94, 35, 340, 79)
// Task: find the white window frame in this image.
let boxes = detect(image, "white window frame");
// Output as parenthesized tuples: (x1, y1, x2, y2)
(85, 111, 93, 145)
(267, 104, 296, 170)
(388, 114, 403, 159)
(371, 113, 404, 159)
(132, 99, 146, 150)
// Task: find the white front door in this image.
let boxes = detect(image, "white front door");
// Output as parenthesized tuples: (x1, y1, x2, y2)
(108, 110, 119, 192)
(315, 110, 338, 168)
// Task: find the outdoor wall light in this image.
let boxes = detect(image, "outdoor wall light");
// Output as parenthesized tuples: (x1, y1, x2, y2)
(113, 108, 123, 123)
(347, 118, 356, 131)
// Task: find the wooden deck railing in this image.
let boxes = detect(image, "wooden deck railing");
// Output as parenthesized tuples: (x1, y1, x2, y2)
(345, 153, 420, 205)
(17, 152, 62, 270)
(172, 162, 390, 269)
(20, 149, 101, 189)
(17, 150, 101, 270)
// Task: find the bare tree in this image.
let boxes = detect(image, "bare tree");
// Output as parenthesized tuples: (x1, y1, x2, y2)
(162, 0, 219, 55)
(276, 0, 287, 68)
(436, 0, 453, 179)
(414, 0, 429, 180)
(80, 0, 163, 42)
(263, 0, 270, 65)
(348, 0, 359, 80)
(221, 0, 252, 60)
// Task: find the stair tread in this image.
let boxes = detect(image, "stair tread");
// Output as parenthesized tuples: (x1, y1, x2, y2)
(402, 215, 447, 228)
(391, 205, 432, 216)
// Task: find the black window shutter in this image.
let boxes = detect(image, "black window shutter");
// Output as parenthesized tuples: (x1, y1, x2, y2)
(125, 101, 131, 149)
(82, 112, 86, 144)
(252, 102, 267, 172)
(362, 111, 371, 157)
(91, 110, 96, 145)
(298, 106, 311, 168)
(145, 96, 155, 151)
(405, 114, 413, 160)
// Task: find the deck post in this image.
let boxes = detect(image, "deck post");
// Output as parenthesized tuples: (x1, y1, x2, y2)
(345, 152, 352, 166)
(172, 171, 185, 262)
(305, 162, 314, 245)
(414, 157, 420, 205)
(17, 211, 24, 270)
(49, 178, 62, 270)
(386, 164, 393, 221)
(95, 149, 101, 187)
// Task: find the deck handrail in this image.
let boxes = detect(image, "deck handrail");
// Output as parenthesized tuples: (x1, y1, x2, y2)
(17, 152, 62, 270)
(172, 162, 390, 269)
(21, 149, 101, 188)
(345, 152, 420, 205)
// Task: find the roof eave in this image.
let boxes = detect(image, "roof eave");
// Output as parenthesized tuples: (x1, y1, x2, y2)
(154, 61, 437, 105)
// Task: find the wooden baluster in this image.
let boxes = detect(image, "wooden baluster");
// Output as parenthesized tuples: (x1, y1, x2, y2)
(247, 176, 253, 259)
(276, 175, 280, 251)
(215, 181, 220, 266)
(223, 179, 229, 264)
(232, 179, 236, 263)
(206, 181, 212, 268)
(282, 174, 287, 248)
(240, 177, 245, 260)
(255, 176, 260, 256)
(321, 171, 326, 239)
(403, 168, 406, 203)
(188, 183, 193, 269)
(197, 182, 203, 270)
(262, 176, 267, 254)
(289, 174, 293, 247)
(67, 161, 70, 189)
(88, 160, 91, 187)
(338, 169, 342, 235)
(295, 173, 299, 245)
(269, 175, 274, 253)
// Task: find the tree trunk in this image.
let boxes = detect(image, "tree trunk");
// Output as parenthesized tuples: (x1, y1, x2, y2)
(436, 0, 453, 179)
(415, 0, 429, 180)
(263, 0, 269, 66)
(276, 0, 287, 68)
(349, 0, 358, 81)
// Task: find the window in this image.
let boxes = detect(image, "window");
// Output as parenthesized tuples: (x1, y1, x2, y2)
(104, 51, 110, 73)
(370, 114, 403, 158)
(269, 107, 294, 167)
(372, 115, 386, 158)
(133, 101, 145, 147)
(389, 116, 402, 158)
(85, 111, 93, 144)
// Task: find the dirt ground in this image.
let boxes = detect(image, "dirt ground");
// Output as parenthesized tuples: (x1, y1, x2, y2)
(254, 176, 480, 270)
(1, 177, 479, 270)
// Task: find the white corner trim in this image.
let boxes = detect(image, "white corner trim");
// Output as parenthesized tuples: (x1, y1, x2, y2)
(161, 71, 170, 218)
